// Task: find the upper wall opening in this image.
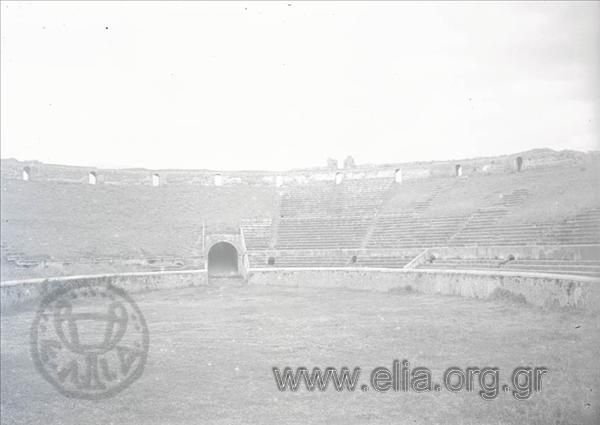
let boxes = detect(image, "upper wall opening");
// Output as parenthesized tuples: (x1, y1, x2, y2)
(335, 172, 343, 185)
(394, 169, 402, 183)
(516, 156, 523, 172)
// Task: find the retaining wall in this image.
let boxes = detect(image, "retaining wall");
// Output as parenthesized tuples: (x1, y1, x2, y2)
(2, 267, 598, 313)
(248, 268, 600, 313)
(0, 270, 207, 310)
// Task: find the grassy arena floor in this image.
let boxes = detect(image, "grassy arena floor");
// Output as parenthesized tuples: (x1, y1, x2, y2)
(1, 284, 599, 424)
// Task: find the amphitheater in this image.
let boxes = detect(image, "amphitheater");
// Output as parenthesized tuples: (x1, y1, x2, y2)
(1, 148, 600, 424)
(2, 149, 600, 298)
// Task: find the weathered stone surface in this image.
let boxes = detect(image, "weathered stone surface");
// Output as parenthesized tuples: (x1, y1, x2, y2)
(247, 268, 600, 312)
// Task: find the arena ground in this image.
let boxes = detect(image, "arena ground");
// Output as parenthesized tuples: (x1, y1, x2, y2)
(1, 284, 598, 425)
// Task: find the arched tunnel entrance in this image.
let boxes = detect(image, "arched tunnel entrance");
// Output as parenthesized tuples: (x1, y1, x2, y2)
(207, 241, 239, 276)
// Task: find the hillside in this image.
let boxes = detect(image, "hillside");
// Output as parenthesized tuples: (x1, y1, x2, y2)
(1, 180, 278, 262)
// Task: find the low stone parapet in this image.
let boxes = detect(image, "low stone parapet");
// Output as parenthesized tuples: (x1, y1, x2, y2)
(2, 267, 598, 313)
(247, 267, 600, 313)
(0, 270, 207, 310)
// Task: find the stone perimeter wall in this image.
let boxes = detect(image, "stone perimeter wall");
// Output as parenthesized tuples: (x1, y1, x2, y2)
(2, 268, 598, 313)
(3, 149, 598, 186)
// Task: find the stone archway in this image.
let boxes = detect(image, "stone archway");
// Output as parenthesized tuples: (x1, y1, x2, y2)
(207, 241, 239, 276)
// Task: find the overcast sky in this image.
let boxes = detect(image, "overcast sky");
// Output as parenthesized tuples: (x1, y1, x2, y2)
(1, 1, 598, 171)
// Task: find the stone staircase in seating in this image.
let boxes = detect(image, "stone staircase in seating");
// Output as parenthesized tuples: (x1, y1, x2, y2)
(241, 218, 272, 250)
(541, 208, 600, 245)
(275, 178, 392, 250)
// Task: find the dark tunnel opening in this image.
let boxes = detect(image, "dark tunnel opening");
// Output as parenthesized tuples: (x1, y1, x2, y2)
(207, 242, 239, 276)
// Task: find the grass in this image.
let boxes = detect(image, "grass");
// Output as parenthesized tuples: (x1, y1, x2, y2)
(1, 284, 599, 424)
(0, 180, 278, 261)
(422, 165, 600, 223)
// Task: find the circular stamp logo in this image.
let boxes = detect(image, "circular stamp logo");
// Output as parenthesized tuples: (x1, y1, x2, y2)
(30, 283, 149, 399)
